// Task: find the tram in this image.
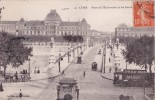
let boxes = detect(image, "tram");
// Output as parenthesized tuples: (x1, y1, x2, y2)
(113, 69, 154, 87)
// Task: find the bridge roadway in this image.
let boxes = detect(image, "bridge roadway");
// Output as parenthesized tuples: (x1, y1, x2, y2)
(35, 46, 145, 100)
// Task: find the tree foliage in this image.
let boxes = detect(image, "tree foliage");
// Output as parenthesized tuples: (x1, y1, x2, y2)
(122, 35, 154, 73)
(21, 35, 65, 42)
(63, 35, 84, 42)
(0, 32, 32, 75)
(112, 36, 138, 45)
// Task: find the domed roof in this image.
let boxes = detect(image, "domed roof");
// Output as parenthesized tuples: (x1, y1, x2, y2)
(44, 10, 61, 22)
(117, 23, 128, 28)
(17, 18, 25, 24)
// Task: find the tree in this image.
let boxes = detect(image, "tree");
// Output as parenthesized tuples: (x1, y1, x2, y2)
(63, 35, 83, 43)
(122, 35, 154, 73)
(112, 36, 138, 45)
(21, 35, 65, 42)
(0, 32, 32, 76)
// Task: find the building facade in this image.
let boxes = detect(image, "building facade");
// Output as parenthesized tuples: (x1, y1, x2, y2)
(115, 23, 154, 37)
(0, 10, 92, 36)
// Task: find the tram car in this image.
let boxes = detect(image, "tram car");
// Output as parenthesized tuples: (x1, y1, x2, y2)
(113, 69, 154, 87)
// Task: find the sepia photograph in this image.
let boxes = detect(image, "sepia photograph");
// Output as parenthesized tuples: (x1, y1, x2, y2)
(0, 0, 154, 100)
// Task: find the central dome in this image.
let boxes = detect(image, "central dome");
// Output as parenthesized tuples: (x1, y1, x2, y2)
(45, 10, 61, 22)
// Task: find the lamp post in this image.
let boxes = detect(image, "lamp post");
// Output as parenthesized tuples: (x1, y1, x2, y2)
(58, 53, 61, 72)
(153, 74, 155, 94)
(73, 49, 75, 58)
(126, 61, 128, 69)
(101, 45, 104, 73)
(103, 42, 106, 73)
(68, 48, 70, 63)
(0, 7, 5, 32)
(28, 58, 31, 78)
(143, 81, 148, 100)
(116, 38, 119, 50)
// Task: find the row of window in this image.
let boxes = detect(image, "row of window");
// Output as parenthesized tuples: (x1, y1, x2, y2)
(18, 30, 89, 36)
(17, 26, 86, 30)
(18, 26, 55, 30)
(117, 28, 130, 31)
(2, 27, 16, 31)
(1, 24, 15, 27)
(1, 24, 89, 32)
(19, 30, 55, 35)
(117, 33, 154, 37)
(58, 31, 88, 36)
(58, 26, 88, 30)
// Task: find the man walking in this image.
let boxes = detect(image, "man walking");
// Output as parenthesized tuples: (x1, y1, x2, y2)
(83, 71, 86, 78)
(109, 57, 111, 63)
(62, 70, 65, 76)
(109, 67, 112, 73)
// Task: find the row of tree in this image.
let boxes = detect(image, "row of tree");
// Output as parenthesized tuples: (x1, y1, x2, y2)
(19, 35, 84, 43)
(121, 35, 154, 73)
(0, 33, 84, 76)
(63, 35, 84, 43)
(0, 32, 32, 76)
(112, 36, 138, 45)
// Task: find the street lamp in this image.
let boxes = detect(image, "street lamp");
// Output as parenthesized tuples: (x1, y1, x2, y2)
(126, 61, 128, 69)
(101, 41, 106, 73)
(143, 81, 148, 100)
(73, 49, 75, 58)
(68, 48, 70, 63)
(77, 46, 79, 54)
(116, 38, 119, 50)
(58, 53, 61, 72)
(0, 7, 5, 32)
(101, 45, 104, 73)
(103, 41, 106, 73)
(28, 57, 31, 78)
(153, 76, 155, 94)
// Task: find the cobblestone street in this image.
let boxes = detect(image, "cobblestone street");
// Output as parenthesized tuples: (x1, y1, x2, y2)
(35, 46, 152, 100)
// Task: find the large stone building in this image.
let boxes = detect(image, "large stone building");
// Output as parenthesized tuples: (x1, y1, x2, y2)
(115, 23, 154, 37)
(0, 10, 92, 36)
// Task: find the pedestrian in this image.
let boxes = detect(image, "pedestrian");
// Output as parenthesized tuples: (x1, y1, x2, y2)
(109, 67, 111, 73)
(83, 71, 86, 78)
(37, 67, 40, 74)
(110, 52, 112, 56)
(115, 67, 118, 72)
(19, 89, 22, 98)
(14, 71, 18, 82)
(23, 69, 25, 74)
(62, 70, 65, 76)
(119, 94, 124, 100)
(34, 67, 37, 74)
(109, 57, 111, 62)
(0, 83, 3, 92)
(25, 70, 27, 74)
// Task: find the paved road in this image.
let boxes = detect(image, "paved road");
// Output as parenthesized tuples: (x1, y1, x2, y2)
(35, 46, 148, 100)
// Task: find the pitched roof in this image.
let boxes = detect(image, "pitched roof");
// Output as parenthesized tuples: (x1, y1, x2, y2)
(130, 26, 155, 31)
(78, 18, 90, 27)
(1, 21, 17, 24)
(25, 21, 44, 26)
(60, 21, 79, 26)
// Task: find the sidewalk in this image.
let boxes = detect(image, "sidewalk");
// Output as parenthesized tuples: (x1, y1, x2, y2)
(30, 46, 93, 81)
(101, 44, 147, 81)
(0, 47, 93, 100)
(101, 45, 115, 81)
(28, 47, 91, 81)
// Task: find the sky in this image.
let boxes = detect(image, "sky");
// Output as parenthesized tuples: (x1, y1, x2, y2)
(0, 0, 133, 32)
